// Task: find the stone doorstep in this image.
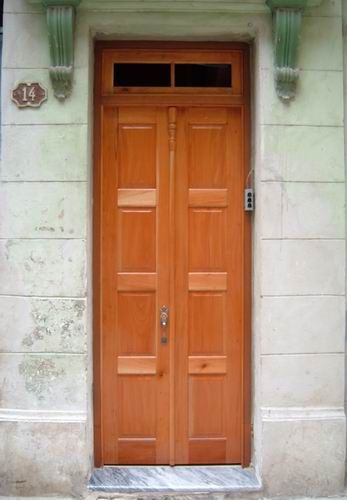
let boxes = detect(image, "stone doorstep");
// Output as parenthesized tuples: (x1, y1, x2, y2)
(88, 466, 261, 496)
(85, 494, 347, 500)
(1, 495, 347, 500)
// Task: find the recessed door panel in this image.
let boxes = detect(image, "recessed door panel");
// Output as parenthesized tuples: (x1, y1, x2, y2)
(189, 208, 227, 271)
(189, 125, 227, 188)
(118, 209, 157, 272)
(118, 292, 156, 355)
(189, 376, 226, 437)
(188, 292, 226, 355)
(119, 124, 157, 188)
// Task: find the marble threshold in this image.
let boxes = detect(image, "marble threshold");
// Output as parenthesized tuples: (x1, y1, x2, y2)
(88, 465, 261, 494)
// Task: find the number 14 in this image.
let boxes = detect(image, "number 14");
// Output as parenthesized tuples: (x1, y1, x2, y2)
(22, 85, 36, 102)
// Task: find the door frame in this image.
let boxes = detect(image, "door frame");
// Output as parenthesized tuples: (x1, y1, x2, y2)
(93, 41, 252, 467)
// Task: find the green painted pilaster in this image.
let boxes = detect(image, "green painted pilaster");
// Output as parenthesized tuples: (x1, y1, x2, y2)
(42, 0, 81, 99)
(266, 0, 307, 100)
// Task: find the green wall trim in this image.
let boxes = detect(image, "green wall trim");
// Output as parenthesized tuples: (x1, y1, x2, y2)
(266, 0, 307, 100)
(27, 0, 322, 13)
(43, 0, 81, 6)
(267, 0, 307, 8)
(42, 1, 81, 99)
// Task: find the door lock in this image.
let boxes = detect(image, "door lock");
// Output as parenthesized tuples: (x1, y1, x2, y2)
(160, 306, 169, 344)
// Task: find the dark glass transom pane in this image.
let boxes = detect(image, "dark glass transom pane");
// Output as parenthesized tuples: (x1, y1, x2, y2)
(114, 63, 171, 87)
(175, 64, 232, 87)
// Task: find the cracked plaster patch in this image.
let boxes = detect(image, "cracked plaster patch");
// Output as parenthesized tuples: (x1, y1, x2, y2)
(19, 358, 65, 401)
(22, 300, 86, 351)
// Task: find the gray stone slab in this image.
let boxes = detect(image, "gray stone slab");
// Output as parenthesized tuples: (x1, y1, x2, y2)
(89, 466, 261, 494)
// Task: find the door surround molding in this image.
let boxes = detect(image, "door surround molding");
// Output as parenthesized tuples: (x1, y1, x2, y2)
(93, 41, 252, 467)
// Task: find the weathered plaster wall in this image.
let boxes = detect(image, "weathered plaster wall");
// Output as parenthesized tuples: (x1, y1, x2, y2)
(0, 0, 91, 496)
(0, 0, 345, 498)
(254, 2, 346, 496)
(343, 0, 347, 473)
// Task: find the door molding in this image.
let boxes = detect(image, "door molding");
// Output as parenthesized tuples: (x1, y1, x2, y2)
(93, 41, 252, 467)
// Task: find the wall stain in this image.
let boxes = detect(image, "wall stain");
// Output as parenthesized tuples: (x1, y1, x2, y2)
(35, 226, 55, 233)
(22, 300, 86, 351)
(29, 251, 45, 266)
(73, 301, 85, 319)
(18, 358, 65, 401)
(24, 262, 32, 272)
(4, 240, 17, 260)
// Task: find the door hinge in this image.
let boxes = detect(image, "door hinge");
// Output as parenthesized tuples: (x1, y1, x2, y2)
(244, 188, 254, 212)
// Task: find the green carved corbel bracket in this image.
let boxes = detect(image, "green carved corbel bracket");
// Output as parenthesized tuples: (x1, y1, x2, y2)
(266, 0, 307, 100)
(42, 0, 81, 99)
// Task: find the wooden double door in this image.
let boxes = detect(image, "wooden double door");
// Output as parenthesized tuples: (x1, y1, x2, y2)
(94, 44, 250, 467)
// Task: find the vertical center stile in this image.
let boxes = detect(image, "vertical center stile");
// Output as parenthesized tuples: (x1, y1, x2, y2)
(168, 106, 177, 465)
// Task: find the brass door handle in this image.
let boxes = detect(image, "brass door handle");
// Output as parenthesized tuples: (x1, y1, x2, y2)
(160, 306, 169, 344)
(160, 306, 169, 328)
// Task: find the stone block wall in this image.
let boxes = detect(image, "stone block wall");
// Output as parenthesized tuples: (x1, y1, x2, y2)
(343, 0, 347, 474)
(257, 1, 346, 495)
(0, 0, 90, 496)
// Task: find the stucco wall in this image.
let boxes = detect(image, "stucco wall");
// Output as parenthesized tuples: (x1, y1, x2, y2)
(343, 0, 347, 470)
(0, 0, 345, 497)
(254, 2, 346, 496)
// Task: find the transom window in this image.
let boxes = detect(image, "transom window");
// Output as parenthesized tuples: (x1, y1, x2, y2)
(114, 62, 232, 88)
(100, 46, 244, 97)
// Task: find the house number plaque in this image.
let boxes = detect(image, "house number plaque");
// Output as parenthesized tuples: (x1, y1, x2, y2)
(12, 83, 47, 108)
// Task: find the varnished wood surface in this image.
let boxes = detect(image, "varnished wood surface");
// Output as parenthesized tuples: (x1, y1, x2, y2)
(94, 43, 251, 467)
(189, 189, 228, 207)
(174, 107, 245, 464)
(168, 106, 177, 465)
(188, 273, 228, 291)
(93, 49, 103, 467)
(118, 189, 157, 207)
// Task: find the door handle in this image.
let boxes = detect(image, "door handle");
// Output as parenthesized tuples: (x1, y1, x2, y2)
(160, 306, 169, 344)
(160, 306, 169, 327)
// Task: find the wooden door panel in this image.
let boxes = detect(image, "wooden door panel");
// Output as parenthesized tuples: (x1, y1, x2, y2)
(117, 292, 156, 355)
(118, 439, 157, 464)
(188, 292, 226, 355)
(118, 125, 157, 188)
(188, 356, 227, 375)
(118, 273, 157, 291)
(189, 209, 227, 271)
(189, 376, 226, 436)
(189, 189, 228, 207)
(118, 357, 157, 375)
(189, 126, 227, 188)
(100, 106, 170, 464)
(118, 375, 158, 464)
(188, 272, 228, 291)
(118, 189, 157, 207)
(119, 376, 157, 436)
(118, 208, 157, 271)
(175, 107, 244, 464)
